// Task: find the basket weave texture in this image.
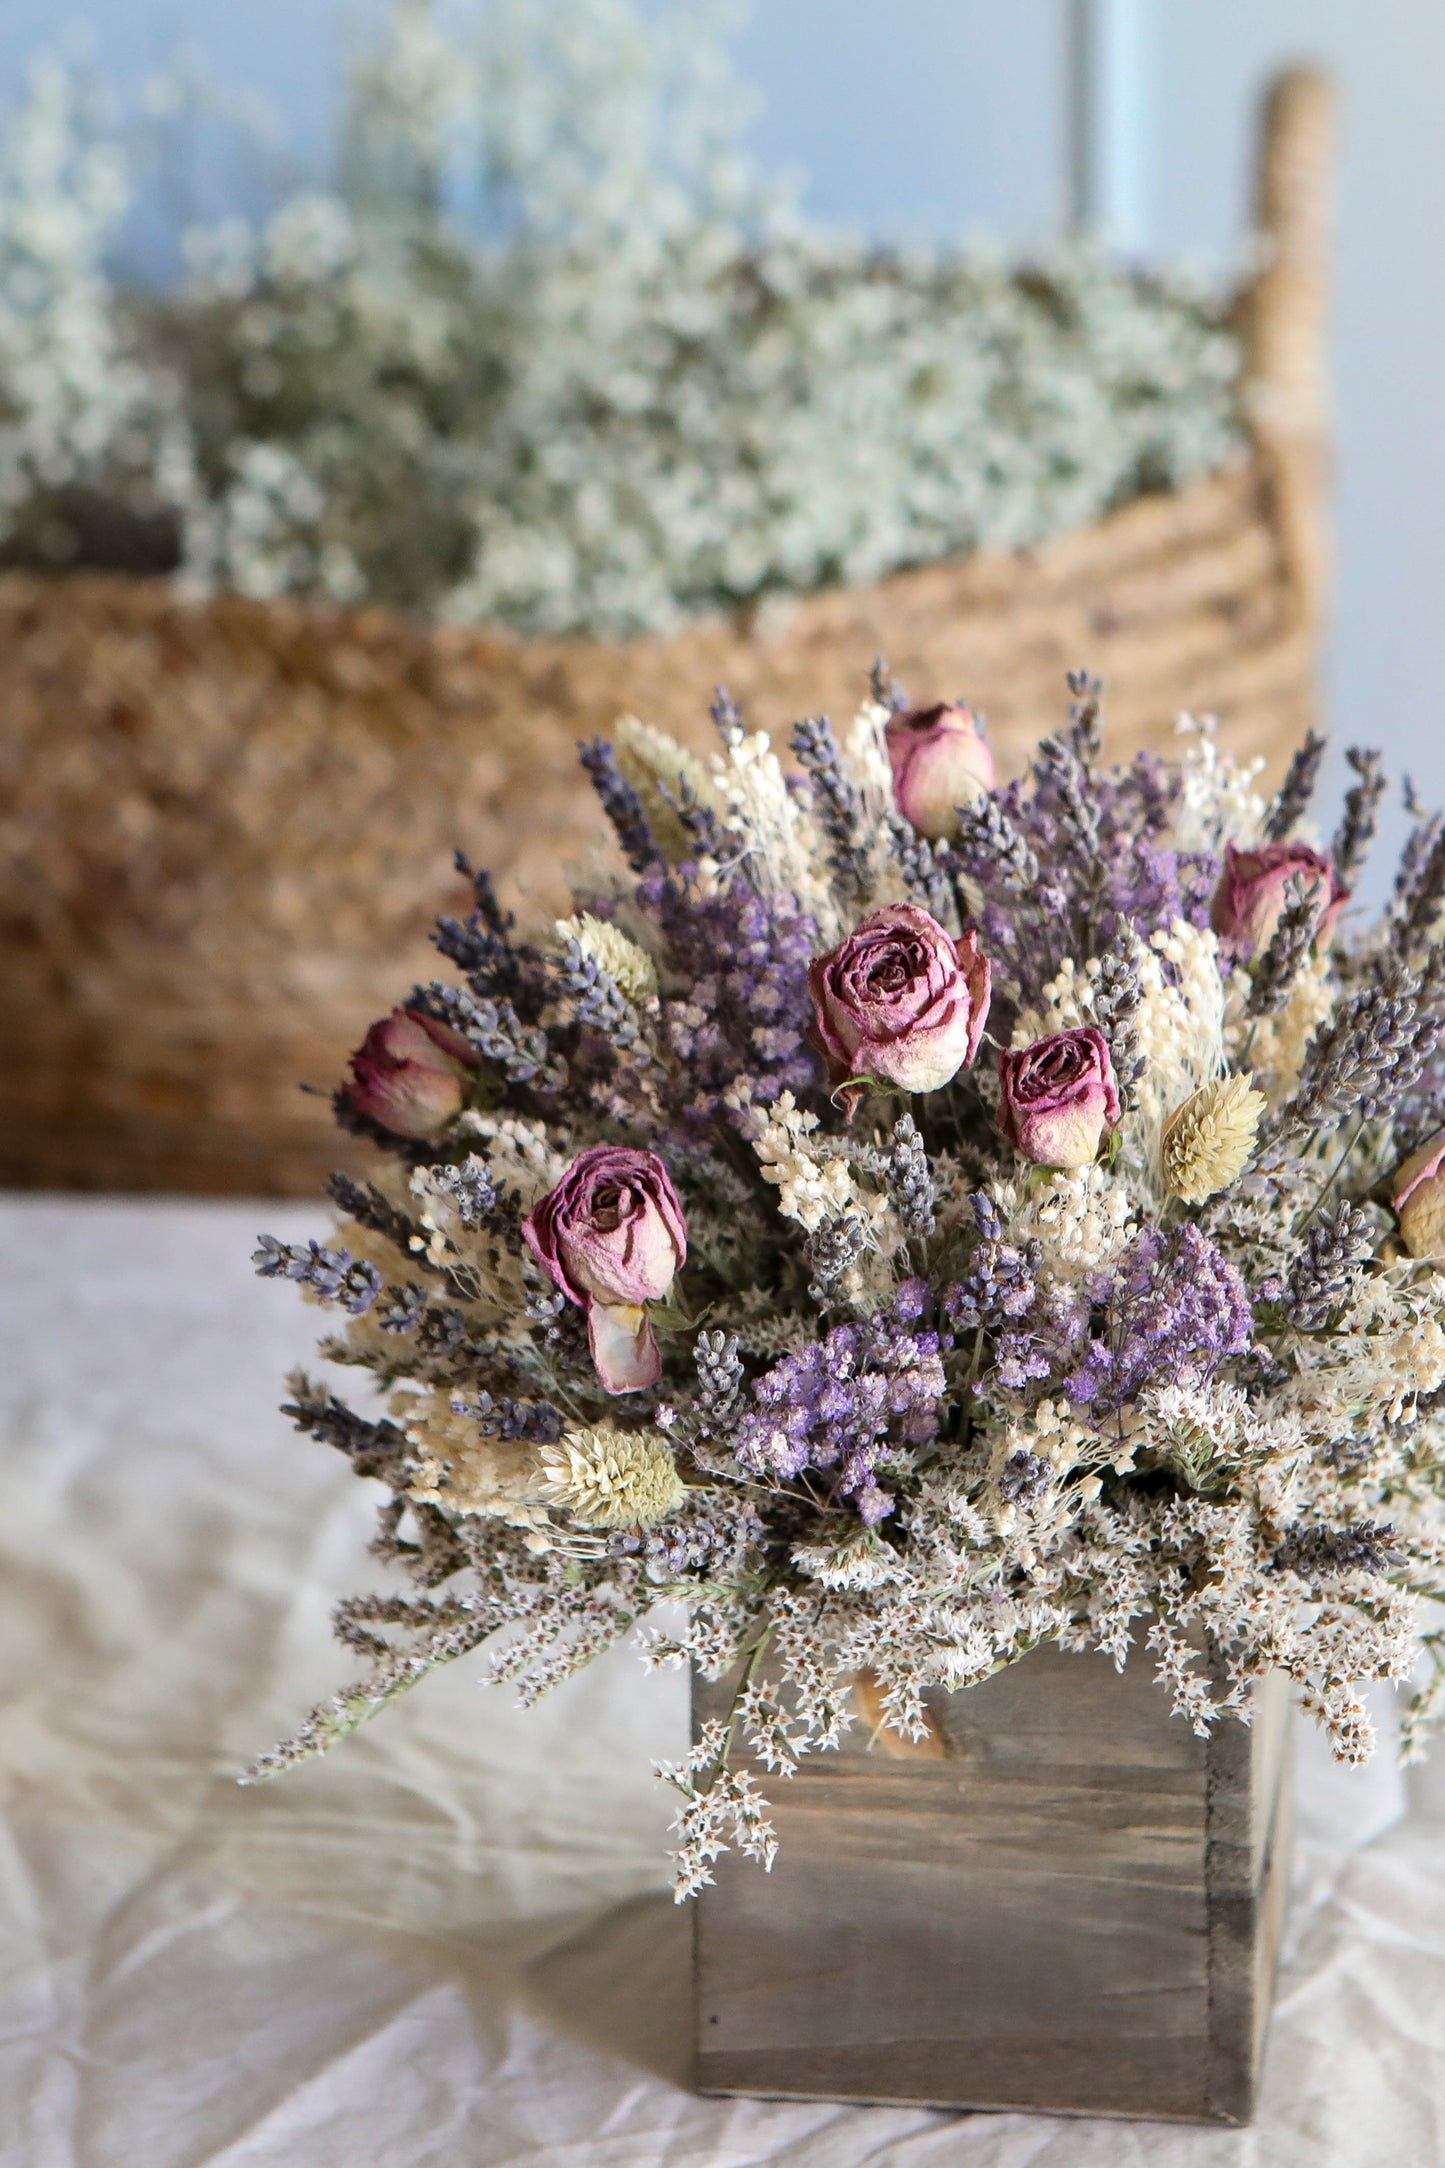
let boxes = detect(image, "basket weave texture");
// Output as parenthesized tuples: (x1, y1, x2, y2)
(0, 72, 1332, 1197)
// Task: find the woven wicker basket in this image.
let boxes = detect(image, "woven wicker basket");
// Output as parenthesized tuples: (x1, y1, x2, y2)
(0, 71, 1331, 1197)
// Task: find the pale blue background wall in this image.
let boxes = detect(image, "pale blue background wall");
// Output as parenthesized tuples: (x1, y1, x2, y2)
(1, 2, 1442, 871)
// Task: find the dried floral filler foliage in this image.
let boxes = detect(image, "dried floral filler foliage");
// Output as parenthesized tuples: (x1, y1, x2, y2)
(253, 679, 1445, 1898)
(0, 0, 1241, 636)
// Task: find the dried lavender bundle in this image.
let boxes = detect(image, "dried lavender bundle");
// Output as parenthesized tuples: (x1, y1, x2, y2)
(247, 668, 1445, 1896)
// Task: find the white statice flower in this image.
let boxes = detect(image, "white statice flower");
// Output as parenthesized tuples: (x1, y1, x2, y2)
(1011, 954, 1094, 1046)
(1118, 920, 1229, 1195)
(998, 1165, 1137, 1277)
(1171, 715, 1267, 855)
(1288, 1274, 1445, 1428)
(711, 729, 840, 937)
(1231, 948, 1336, 1107)
(553, 910, 658, 1002)
(792, 1526, 907, 1591)
(737, 1090, 861, 1234)
(842, 698, 895, 801)
(410, 1123, 562, 1319)
(1140, 1378, 1306, 1492)
(734, 1090, 901, 1309)
(398, 1386, 555, 1541)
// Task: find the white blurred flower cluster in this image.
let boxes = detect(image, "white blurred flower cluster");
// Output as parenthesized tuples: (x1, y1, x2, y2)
(0, 0, 1245, 633)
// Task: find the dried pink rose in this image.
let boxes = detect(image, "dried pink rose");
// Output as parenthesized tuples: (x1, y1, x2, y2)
(523, 1145, 687, 1394)
(885, 703, 996, 841)
(999, 1027, 1121, 1168)
(1393, 1131, 1445, 1257)
(346, 1007, 478, 1139)
(1211, 840, 1346, 957)
(808, 904, 991, 1108)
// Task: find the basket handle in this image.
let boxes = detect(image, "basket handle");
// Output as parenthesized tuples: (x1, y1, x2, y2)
(1240, 66, 1335, 626)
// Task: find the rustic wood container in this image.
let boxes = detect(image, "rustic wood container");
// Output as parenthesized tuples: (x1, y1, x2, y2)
(0, 71, 1332, 1197)
(694, 1646, 1294, 2125)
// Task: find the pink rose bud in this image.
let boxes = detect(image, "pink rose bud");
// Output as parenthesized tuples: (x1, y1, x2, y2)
(808, 904, 991, 1108)
(999, 1027, 1121, 1168)
(885, 703, 996, 841)
(346, 1007, 478, 1140)
(1393, 1131, 1445, 1257)
(522, 1145, 687, 1394)
(1211, 840, 1346, 957)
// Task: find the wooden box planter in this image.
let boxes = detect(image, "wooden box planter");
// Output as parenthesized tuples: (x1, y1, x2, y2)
(0, 73, 1330, 1197)
(694, 1646, 1294, 2126)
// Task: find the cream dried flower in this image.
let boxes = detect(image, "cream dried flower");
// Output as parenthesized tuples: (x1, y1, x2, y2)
(538, 1426, 685, 1529)
(1161, 1073, 1266, 1204)
(554, 911, 658, 1003)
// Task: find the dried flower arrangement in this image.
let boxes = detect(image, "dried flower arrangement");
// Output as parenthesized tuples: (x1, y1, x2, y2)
(0, 0, 1242, 635)
(251, 673, 1445, 1898)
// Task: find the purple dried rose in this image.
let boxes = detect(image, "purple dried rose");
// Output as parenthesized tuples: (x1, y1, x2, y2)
(346, 1007, 479, 1139)
(999, 1027, 1121, 1168)
(1393, 1130, 1445, 1257)
(523, 1145, 687, 1393)
(807, 904, 991, 1109)
(885, 702, 996, 840)
(1211, 840, 1346, 956)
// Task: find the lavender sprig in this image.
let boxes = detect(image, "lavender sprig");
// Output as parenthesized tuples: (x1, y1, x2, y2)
(952, 795, 1040, 893)
(1274, 1521, 1400, 1578)
(885, 816, 958, 924)
(281, 1375, 407, 1484)
(1399, 825, 1445, 953)
(410, 981, 565, 1091)
(253, 1236, 382, 1315)
(429, 1156, 519, 1231)
(791, 715, 869, 901)
(694, 1329, 744, 1424)
(805, 1213, 869, 1307)
(578, 737, 659, 872)
(1263, 727, 1327, 842)
(998, 1449, 1052, 1506)
(1090, 925, 1145, 1102)
(1281, 952, 1445, 1132)
(867, 1111, 937, 1238)
(433, 853, 523, 997)
(869, 655, 908, 713)
(1247, 873, 1325, 1018)
(710, 686, 746, 749)
(1065, 667, 1104, 765)
(556, 938, 651, 1059)
(324, 1172, 423, 1259)
(1034, 733, 1105, 882)
(1284, 1202, 1375, 1330)
(1331, 748, 1386, 889)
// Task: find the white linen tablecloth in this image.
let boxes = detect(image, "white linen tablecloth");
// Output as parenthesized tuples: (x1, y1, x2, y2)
(1, 1194, 1443, 2166)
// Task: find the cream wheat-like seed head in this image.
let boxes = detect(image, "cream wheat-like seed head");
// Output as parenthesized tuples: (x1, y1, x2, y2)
(538, 1425, 685, 1529)
(1161, 1073, 1266, 1204)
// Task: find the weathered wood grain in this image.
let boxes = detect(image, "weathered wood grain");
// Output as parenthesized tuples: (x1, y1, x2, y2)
(693, 1646, 1293, 2124)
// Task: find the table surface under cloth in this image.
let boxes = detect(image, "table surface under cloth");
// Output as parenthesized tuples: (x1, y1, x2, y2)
(2, 1193, 1444, 2168)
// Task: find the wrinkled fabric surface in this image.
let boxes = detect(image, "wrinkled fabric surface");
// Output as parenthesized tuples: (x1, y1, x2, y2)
(1, 1194, 1442, 2167)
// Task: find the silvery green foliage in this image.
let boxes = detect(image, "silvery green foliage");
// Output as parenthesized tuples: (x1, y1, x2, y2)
(0, 0, 1244, 634)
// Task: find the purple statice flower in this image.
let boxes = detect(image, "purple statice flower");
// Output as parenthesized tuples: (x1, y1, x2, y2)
(731, 1281, 947, 1522)
(640, 869, 823, 1123)
(1065, 1224, 1253, 1416)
